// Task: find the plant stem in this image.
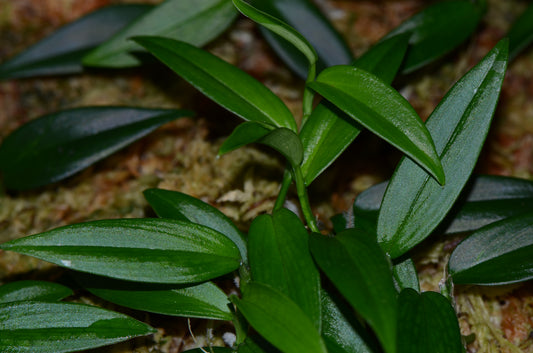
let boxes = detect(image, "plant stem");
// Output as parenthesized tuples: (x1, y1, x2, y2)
(293, 166, 319, 232)
(301, 63, 316, 128)
(274, 169, 292, 211)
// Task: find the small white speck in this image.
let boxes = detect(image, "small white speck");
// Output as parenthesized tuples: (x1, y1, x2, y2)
(60, 260, 72, 267)
(222, 332, 236, 347)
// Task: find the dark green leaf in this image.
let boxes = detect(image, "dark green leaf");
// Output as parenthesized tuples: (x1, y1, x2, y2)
(507, 2, 533, 60)
(83, 0, 237, 68)
(321, 290, 375, 353)
(0, 301, 155, 353)
(134, 36, 297, 131)
(377, 40, 509, 258)
(143, 188, 247, 262)
(397, 289, 463, 353)
(384, 0, 484, 73)
(248, 209, 321, 329)
(449, 212, 533, 285)
(393, 258, 419, 293)
(219, 122, 271, 156)
(0, 281, 72, 303)
(237, 334, 279, 353)
(249, 0, 352, 79)
(0, 107, 190, 190)
(309, 66, 444, 184)
(75, 273, 232, 320)
(310, 229, 397, 353)
(258, 128, 303, 167)
(0, 4, 151, 79)
(0, 218, 241, 284)
(231, 283, 327, 353)
(354, 175, 533, 235)
(353, 33, 410, 85)
(233, 0, 317, 69)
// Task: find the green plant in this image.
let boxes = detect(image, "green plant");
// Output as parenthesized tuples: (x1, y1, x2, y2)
(0, 0, 532, 352)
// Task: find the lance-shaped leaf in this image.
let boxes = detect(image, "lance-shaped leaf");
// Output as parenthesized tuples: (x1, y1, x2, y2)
(0, 281, 72, 304)
(507, 2, 533, 60)
(354, 175, 533, 235)
(143, 188, 247, 262)
(383, 0, 484, 73)
(393, 258, 420, 293)
(249, 0, 352, 79)
(219, 122, 271, 156)
(377, 40, 509, 258)
(0, 218, 241, 284)
(83, 0, 237, 68)
(134, 36, 297, 131)
(248, 209, 321, 329)
(0, 4, 151, 79)
(321, 290, 376, 353)
(300, 35, 409, 186)
(233, 0, 317, 71)
(310, 229, 398, 353)
(397, 289, 463, 353)
(0, 301, 155, 353)
(231, 283, 327, 353)
(449, 212, 533, 285)
(75, 273, 232, 320)
(309, 66, 444, 184)
(0, 107, 191, 190)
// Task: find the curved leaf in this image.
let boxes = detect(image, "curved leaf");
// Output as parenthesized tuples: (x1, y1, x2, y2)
(0, 107, 191, 190)
(393, 258, 419, 293)
(248, 209, 321, 329)
(0, 4, 151, 79)
(0, 281, 72, 304)
(384, 0, 484, 73)
(249, 0, 352, 79)
(258, 128, 303, 167)
(75, 273, 232, 320)
(506, 2, 533, 60)
(0, 301, 155, 353)
(231, 283, 327, 353)
(397, 289, 463, 353)
(143, 188, 247, 262)
(309, 66, 444, 184)
(219, 122, 271, 156)
(377, 40, 509, 258)
(0, 218, 241, 284)
(310, 229, 397, 353)
(233, 0, 317, 69)
(134, 36, 297, 131)
(449, 212, 533, 285)
(83, 0, 237, 67)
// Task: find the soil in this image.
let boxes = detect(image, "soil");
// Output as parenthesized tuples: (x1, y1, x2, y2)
(0, 0, 531, 352)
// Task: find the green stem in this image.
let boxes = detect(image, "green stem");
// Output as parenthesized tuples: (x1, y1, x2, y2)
(294, 166, 319, 232)
(274, 169, 293, 211)
(301, 63, 316, 129)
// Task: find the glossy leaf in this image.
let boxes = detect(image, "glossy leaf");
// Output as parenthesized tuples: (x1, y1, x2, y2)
(0, 4, 151, 79)
(0, 107, 190, 190)
(134, 36, 297, 131)
(310, 229, 397, 353)
(233, 0, 317, 69)
(321, 290, 375, 353)
(0, 218, 241, 284)
(231, 283, 327, 353)
(354, 175, 533, 235)
(219, 122, 271, 156)
(393, 258, 419, 293)
(449, 212, 533, 285)
(0, 281, 72, 304)
(0, 301, 155, 353)
(249, 0, 352, 79)
(300, 34, 408, 186)
(378, 40, 509, 258)
(353, 33, 410, 85)
(83, 0, 237, 67)
(384, 0, 484, 73)
(248, 209, 321, 329)
(75, 273, 232, 320)
(143, 188, 247, 262)
(397, 289, 463, 353)
(259, 128, 303, 167)
(507, 2, 533, 60)
(309, 66, 444, 184)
